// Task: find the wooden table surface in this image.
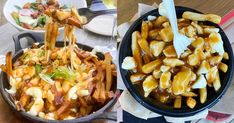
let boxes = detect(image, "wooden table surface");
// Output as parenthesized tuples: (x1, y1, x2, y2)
(118, 0, 234, 25)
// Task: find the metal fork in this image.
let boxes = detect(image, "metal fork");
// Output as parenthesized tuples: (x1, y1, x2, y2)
(78, 8, 117, 24)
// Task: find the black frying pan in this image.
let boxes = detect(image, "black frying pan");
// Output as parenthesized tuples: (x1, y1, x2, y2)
(0, 31, 118, 123)
(118, 6, 234, 117)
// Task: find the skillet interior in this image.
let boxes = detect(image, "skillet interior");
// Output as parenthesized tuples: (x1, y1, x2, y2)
(0, 41, 117, 123)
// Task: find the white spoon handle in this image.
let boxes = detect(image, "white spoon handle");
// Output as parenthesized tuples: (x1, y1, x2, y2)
(162, 0, 179, 35)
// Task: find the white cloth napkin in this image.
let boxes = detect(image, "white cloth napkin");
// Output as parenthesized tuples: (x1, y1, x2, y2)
(117, 3, 209, 122)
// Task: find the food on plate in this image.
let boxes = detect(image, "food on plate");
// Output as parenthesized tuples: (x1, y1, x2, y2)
(121, 11, 228, 109)
(11, 0, 83, 30)
(0, 22, 116, 120)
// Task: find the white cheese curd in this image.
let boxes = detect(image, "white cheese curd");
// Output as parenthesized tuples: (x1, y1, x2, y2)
(192, 75, 207, 89)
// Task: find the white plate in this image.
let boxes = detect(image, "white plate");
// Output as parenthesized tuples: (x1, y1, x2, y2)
(84, 14, 117, 36)
(4, 0, 87, 33)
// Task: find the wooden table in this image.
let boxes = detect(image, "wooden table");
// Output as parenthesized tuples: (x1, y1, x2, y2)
(118, 0, 234, 25)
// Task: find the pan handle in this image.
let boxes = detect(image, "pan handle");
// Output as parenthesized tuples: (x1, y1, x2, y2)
(12, 31, 43, 53)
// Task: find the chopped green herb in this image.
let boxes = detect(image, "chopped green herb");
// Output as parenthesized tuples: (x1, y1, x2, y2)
(14, 5, 22, 10)
(11, 12, 20, 25)
(30, 2, 39, 10)
(37, 16, 46, 27)
(35, 64, 42, 74)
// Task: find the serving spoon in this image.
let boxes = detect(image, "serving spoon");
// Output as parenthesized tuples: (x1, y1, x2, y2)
(160, 0, 192, 57)
(78, 8, 117, 24)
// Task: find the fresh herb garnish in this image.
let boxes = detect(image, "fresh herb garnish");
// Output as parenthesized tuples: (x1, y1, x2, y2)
(14, 5, 22, 10)
(30, 2, 39, 10)
(35, 64, 42, 74)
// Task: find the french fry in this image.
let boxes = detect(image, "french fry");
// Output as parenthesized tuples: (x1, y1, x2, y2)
(174, 96, 182, 108)
(148, 29, 159, 40)
(142, 54, 151, 64)
(138, 38, 152, 58)
(153, 16, 168, 27)
(181, 91, 197, 97)
(186, 97, 196, 109)
(104, 53, 112, 91)
(159, 71, 171, 89)
(163, 58, 184, 67)
(141, 21, 149, 39)
(182, 11, 221, 24)
(142, 59, 162, 74)
(150, 41, 165, 57)
(6, 52, 13, 79)
(199, 87, 207, 104)
(132, 31, 143, 73)
(152, 67, 162, 79)
(159, 27, 173, 42)
(191, 22, 203, 34)
(213, 71, 221, 91)
(223, 52, 229, 60)
(143, 75, 158, 97)
(218, 62, 228, 73)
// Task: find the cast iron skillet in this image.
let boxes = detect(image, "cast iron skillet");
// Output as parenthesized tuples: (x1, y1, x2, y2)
(0, 31, 118, 123)
(118, 6, 234, 117)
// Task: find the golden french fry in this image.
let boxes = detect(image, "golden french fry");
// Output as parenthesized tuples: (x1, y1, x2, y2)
(213, 71, 221, 91)
(172, 68, 192, 95)
(142, 54, 151, 64)
(179, 25, 196, 38)
(186, 97, 196, 109)
(152, 67, 162, 79)
(181, 91, 197, 97)
(163, 45, 177, 58)
(141, 21, 149, 39)
(148, 29, 159, 40)
(149, 41, 165, 57)
(56, 10, 71, 21)
(204, 27, 219, 34)
(159, 71, 171, 89)
(209, 55, 222, 65)
(153, 16, 168, 27)
(223, 52, 229, 60)
(130, 74, 146, 84)
(147, 21, 153, 30)
(199, 87, 207, 104)
(143, 75, 158, 97)
(191, 37, 204, 49)
(138, 38, 152, 58)
(6, 52, 13, 79)
(180, 49, 192, 58)
(218, 62, 228, 73)
(159, 27, 173, 42)
(142, 59, 162, 74)
(182, 11, 221, 24)
(206, 66, 218, 84)
(163, 58, 184, 67)
(160, 65, 170, 73)
(187, 54, 199, 66)
(174, 96, 182, 108)
(132, 31, 143, 73)
(104, 53, 112, 91)
(71, 8, 83, 24)
(162, 22, 170, 28)
(191, 22, 203, 34)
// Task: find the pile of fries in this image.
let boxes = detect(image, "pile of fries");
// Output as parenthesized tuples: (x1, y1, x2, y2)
(122, 11, 228, 109)
(0, 22, 116, 120)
